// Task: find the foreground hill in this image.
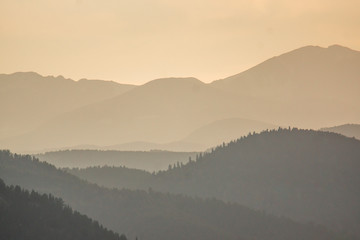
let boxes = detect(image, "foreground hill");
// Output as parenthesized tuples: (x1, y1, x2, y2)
(0, 150, 349, 240)
(0, 72, 135, 139)
(68, 129, 360, 237)
(320, 124, 360, 140)
(0, 179, 126, 240)
(36, 150, 197, 171)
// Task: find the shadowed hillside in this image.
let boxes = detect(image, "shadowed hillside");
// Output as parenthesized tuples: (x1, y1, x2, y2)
(68, 129, 360, 237)
(0, 150, 351, 240)
(0, 178, 126, 240)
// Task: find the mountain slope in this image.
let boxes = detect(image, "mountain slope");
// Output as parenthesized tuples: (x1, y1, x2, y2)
(68, 129, 360, 237)
(0, 178, 126, 240)
(0, 150, 350, 240)
(320, 124, 360, 140)
(211, 45, 360, 127)
(0, 72, 135, 139)
(212, 45, 360, 99)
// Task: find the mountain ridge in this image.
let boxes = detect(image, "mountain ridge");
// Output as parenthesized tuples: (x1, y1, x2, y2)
(0, 72, 136, 139)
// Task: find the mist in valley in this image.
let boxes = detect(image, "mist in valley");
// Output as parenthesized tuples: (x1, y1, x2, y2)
(1, 0, 360, 239)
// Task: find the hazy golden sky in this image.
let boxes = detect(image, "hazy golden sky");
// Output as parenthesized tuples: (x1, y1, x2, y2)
(1, 0, 359, 84)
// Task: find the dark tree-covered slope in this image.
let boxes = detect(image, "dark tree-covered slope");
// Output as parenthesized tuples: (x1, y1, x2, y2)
(0, 178, 126, 240)
(68, 129, 360, 237)
(0, 150, 351, 240)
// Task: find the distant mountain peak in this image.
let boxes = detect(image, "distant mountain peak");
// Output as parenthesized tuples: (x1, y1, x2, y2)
(327, 44, 357, 53)
(143, 77, 204, 88)
(8, 71, 42, 78)
(328, 44, 343, 48)
(275, 44, 358, 59)
(55, 75, 66, 80)
(328, 44, 348, 49)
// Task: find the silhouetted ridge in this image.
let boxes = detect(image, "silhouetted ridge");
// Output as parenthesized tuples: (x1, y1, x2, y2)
(0, 178, 127, 240)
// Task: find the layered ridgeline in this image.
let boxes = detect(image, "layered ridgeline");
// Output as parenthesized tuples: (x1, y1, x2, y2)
(1, 77, 254, 152)
(0, 150, 350, 240)
(2, 45, 360, 152)
(36, 150, 197, 171)
(320, 124, 360, 140)
(0, 72, 135, 140)
(67, 129, 360, 237)
(0, 179, 126, 240)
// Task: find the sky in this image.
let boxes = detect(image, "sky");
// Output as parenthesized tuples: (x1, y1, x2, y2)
(1, 0, 359, 84)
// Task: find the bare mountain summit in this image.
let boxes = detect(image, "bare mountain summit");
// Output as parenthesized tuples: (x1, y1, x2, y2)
(211, 45, 360, 127)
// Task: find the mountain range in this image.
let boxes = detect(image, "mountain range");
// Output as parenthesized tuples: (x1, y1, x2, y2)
(1, 44, 359, 152)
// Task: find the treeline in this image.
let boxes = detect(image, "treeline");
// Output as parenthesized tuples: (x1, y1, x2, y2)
(0, 149, 352, 240)
(0, 178, 127, 240)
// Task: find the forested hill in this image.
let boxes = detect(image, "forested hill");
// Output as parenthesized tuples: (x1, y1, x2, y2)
(0, 150, 351, 240)
(68, 128, 360, 237)
(157, 128, 360, 236)
(0, 178, 126, 240)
